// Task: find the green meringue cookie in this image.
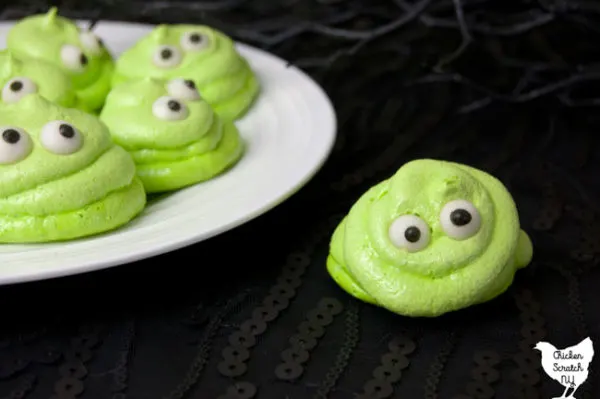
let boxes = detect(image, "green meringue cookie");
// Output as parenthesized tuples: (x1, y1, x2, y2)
(111, 24, 259, 121)
(6, 7, 114, 113)
(327, 159, 533, 318)
(0, 94, 146, 243)
(0, 50, 81, 109)
(99, 77, 244, 193)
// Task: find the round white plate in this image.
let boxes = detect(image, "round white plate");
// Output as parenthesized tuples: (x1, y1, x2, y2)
(0, 20, 336, 285)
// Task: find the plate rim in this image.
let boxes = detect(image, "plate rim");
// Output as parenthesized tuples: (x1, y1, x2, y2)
(0, 20, 337, 285)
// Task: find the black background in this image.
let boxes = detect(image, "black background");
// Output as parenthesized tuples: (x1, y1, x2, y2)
(1, 1, 600, 398)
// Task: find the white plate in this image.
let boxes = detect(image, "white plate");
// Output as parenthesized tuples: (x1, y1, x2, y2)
(0, 20, 337, 285)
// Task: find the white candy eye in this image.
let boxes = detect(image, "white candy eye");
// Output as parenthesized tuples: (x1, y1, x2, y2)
(166, 78, 201, 101)
(2, 77, 38, 103)
(40, 121, 83, 155)
(440, 199, 481, 240)
(79, 30, 103, 55)
(388, 215, 431, 252)
(0, 126, 32, 165)
(60, 44, 88, 72)
(180, 31, 210, 52)
(152, 96, 189, 121)
(152, 45, 182, 69)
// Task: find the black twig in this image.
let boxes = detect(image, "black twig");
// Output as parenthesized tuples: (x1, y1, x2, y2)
(435, 0, 472, 69)
(310, 0, 431, 40)
(408, 71, 600, 107)
(234, 10, 358, 35)
(142, 0, 250, 12)
(420, 11, 554, 36)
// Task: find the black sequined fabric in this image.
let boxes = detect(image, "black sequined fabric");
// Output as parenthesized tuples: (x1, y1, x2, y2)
(2, 0, 600, 398)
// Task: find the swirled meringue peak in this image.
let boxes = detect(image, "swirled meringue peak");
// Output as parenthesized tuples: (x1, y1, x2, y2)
(0, 94, 146, 243)
(327, 159, 533, 317)
(111, 24, 259, 121)
(0, 50, 82, 109)
(6, 7, 115, 112)
(99, 77, 244, 193)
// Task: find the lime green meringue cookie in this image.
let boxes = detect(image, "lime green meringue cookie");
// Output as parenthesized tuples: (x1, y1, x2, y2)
(0, 50, 82, 109)
(0, 94, 146, 243)
(6, 7, 114, 112)
(99, 78, 244, 193)
(327, 159, 533, 318)
(111, 24, 259, 121)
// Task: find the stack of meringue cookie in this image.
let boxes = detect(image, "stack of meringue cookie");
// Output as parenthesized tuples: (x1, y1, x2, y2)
(0, 7, 260, 243)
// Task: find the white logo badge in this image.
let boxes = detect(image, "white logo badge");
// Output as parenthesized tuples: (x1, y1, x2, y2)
(533, 337, 594, 399)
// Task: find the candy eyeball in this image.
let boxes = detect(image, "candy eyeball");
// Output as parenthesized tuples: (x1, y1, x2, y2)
(152, 96, 189, 121)
(440, 199, 481, 240)
(180, 31, 210, 52)
(166, 78, 201, 101)
(40, 121, 83, 155)
(152, 45, 182, 69)
(388, 214, 431, 252)
(2, 77, 38, 103)
(0, 126, 33, 164)
(60, 44, 88, 72)
(79, 30, 103, 55)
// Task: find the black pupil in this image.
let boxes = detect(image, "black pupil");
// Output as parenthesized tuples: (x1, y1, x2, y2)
(184, 80, 195, 89)
(2, 129, 20, 144)
(80, 54, 88, 66)
(190, 33, 202, 43)
(450, 209, 472, 226)
(161, 49, 172, 59)
(168, 100, 181, 111)
(59, 124, 75, 139)
(10, 81, 23, 91)
(404, 226, 421, 243)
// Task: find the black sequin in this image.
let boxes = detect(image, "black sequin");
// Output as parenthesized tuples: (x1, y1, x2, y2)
(189, 33, 202, 43)
(80, 54, 88, 66)
(161, 48, 172, 59)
